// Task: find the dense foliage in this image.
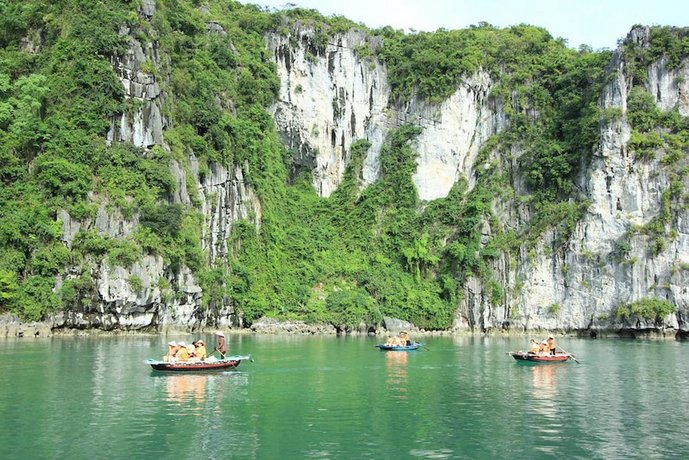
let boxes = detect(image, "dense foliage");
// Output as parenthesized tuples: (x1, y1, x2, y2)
(615, 297, 676, 323)
(0, 2, 684, 329)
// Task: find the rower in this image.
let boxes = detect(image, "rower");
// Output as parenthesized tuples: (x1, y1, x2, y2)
(214, 331, 226, 358)
(547, 335, 556, 355)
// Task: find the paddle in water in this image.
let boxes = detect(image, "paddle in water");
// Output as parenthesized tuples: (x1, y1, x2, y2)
(558, 347, 580, 363)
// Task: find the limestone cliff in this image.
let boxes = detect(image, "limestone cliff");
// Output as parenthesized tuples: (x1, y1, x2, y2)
(266, 24, 688, 336)
(37, 11, 688, 337)
(480, 27, 689, 336)
(50, 1, 261, 332)
(267, 27, 506, 200)
(267, 27, 390, 196)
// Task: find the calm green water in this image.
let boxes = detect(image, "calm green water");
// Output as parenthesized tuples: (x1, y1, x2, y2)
(1, 335, 687, 459)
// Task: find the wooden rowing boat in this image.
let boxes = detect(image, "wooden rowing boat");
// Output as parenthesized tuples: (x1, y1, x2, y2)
(145, 355, 252, 372)
(508, 351, 571, 363)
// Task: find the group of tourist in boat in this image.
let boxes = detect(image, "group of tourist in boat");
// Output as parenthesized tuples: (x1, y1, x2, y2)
(527, 335, 557, 355)
(163, 331, 226, 363)
(384, 331, 412, 347)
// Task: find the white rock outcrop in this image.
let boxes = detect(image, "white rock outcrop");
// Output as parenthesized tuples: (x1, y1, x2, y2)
(107, 35, 166, 148)
(406, 72, 504, 199)
(268, 28, 390, 196)
(267, 28, 506, 201)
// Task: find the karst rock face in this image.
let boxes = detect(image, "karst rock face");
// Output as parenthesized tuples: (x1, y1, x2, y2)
(266, 25, 687, 335)
(53, 2, 260, 332)
(47, 16, 688, 336)
(503, 27, 688, 336)
(267, 27, 505, 201)
(268, 25, 689, 336)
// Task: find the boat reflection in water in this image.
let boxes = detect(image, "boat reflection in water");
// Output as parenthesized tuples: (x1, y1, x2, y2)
(528, 364, 569, 450)
(154, 371, 250, 417)
(165, 374, 209, 404)
(531, 364, 557, 399)
(385, 351, 408, 400)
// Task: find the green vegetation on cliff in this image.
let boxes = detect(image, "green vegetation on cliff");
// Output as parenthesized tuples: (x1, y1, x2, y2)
(622, 26, 689, 255)
(0, 2, 686, 329)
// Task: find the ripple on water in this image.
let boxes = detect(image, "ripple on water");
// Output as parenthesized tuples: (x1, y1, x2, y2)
(408, 448, 454, 458)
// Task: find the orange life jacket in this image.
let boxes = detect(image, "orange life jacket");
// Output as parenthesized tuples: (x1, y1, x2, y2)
(547, 338, 555, 350)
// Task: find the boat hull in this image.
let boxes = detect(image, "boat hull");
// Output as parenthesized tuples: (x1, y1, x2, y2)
(509, 352, 571, 363)
(145, 356, 250, 372)
(376, 342, 423, 351)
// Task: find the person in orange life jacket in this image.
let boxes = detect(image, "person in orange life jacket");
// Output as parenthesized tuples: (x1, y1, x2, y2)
(176, 341, 190, 361)
(186, 343, 198, 361)
(538, 340, 549, 355)
(547, 336, 556, 355)
(193, 340, 208, 360)
(528, 338, 539, 354)
(164, 341, 178, 362)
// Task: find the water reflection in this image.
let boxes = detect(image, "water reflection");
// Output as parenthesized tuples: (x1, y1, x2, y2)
(4, 336, 689, 459)
(165, 374, 208, 404)
(531, 364, 557, 400)
(385, 351, 408, 399)
(147, 371, 251, 419)
(528, 364, 566, 450)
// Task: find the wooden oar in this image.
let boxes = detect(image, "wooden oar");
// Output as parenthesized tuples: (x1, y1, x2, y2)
(212, 348, 227, 359)
(558, 346, 580, 363)
(399, 342, 426, 351)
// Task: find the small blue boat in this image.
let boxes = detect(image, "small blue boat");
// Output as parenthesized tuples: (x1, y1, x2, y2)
(375, 342, 423, 351)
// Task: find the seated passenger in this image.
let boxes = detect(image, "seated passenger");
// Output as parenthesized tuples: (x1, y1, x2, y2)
(176, 341, 190, 361)
(163, 341, 177, 362)
(528, 338, 539, 354)
(539, 341, 549, 355)
(194, 340, 208, 360)
(385, 336, 396, 346)
(187, 344, 198, 362)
